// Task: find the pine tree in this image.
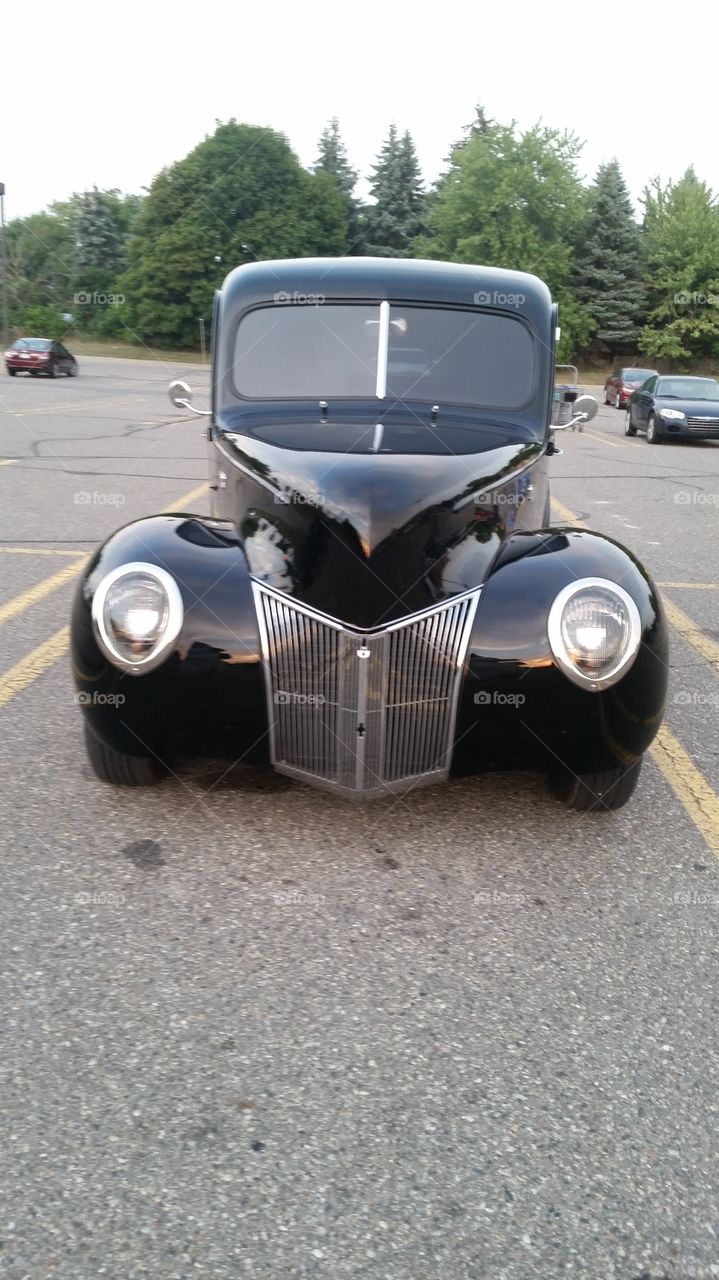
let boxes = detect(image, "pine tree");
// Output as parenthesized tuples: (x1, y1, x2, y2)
(572, 160, 644, 356)
(363, 125, 425, 258)
(313, 118, 362, 253)
(639, 168, 719, 362)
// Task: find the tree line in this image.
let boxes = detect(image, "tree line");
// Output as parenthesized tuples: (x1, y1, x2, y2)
(5, 109, 719, 365)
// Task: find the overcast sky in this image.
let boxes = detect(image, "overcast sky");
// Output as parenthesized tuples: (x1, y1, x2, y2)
(2, 0, 717, 221)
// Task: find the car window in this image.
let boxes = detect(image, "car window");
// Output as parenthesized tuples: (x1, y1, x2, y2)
(233, 303, 535, 409)
(658, 377, 719, 400)
(623, 369, 655, 383)
(642, 377, 657, 393)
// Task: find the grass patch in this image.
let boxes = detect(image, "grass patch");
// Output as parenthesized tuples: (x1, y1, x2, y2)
(68, 338, 208, 363)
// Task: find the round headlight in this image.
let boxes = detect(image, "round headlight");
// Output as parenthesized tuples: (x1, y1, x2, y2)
(547, 578, 642, 690)
(92, 562, 183, 673)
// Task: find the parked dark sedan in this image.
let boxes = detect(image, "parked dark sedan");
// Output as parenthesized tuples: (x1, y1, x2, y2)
(626, 374, 719, 442)
(71, 258, 668, 811)
(4, 337, 78, 377)
(604, 366, 657, 409)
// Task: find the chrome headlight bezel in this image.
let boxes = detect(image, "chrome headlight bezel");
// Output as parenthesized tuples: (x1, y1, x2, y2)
(91, 561, 184, 674)
(547, 577, 642, 691)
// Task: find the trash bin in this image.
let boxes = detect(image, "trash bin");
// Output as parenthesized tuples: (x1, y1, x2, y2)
(552, 385, 578, 426)
(552, 365, 582, 430)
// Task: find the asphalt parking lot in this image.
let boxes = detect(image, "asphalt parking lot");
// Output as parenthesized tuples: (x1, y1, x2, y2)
(1, 358, 718, 1280)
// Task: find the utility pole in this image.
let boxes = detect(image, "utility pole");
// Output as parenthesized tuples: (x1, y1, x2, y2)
(0, 183, 9, 350)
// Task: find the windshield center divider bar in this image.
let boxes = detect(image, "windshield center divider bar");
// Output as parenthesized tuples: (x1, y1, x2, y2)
(376, 300, 389, 399)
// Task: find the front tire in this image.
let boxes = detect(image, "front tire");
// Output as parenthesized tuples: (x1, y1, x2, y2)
(646, 414, 662, 444)
(614, 392, 622, 409)
(549, 758, 643, 811)
(83, 721, 163, 786)
(7, 367, 16, 376)
(624, 412, 637, 436)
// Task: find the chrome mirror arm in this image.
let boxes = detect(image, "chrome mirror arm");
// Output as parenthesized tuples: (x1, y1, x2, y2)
(176, 398, 212, 418)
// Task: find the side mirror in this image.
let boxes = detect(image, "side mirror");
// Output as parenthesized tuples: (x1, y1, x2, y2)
(168, 379, 211, 417)
(553, 393, 598, 431)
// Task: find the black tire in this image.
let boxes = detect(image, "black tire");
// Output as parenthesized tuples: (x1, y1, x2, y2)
(549, 757, 643, 811)
(646, 414, 662, 444)
(7, 368, 16, 376)
(49, 361, 59, 378)
(68, 363, 78, 376)
(614, 392, 622, 409)
(624, 412, 637, 437)
(83, 721, 163, 786)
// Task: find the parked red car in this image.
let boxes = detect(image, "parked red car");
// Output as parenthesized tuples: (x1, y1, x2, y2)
(4, 337, 78, 378)
(604, 366, 656, 409)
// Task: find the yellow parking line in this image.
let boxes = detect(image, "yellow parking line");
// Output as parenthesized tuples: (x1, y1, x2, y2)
(0, 459, 17, 466)
(0, 486, 207, 628)
(662, 597, 719, 673)
(652, 726, 719, 858)
(0, 627, 70, 710)
(161, 482, 209, 512)
(551, 496, 719, 859)
(0, 547, 88, 557)
(581, 429, 619, 448)
(0, 482, 209, 709)
(0, 558, 88, 627)
(551, 497, 586, 527)
(659, 581, 719, 590)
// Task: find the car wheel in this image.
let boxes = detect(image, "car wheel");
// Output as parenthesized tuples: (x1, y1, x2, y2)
(49, 361, 59, 378)
(83, 721, 163, 786)
(614, 392, 622, 409)
(646, 414, 662, 444)
(549, 757, 643, 811)
(68, 363, 78, 376)
(7, 368, 16, 376)
(624, 412, 637, 437)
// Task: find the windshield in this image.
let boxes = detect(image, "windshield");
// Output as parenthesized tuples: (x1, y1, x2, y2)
(658, 378, 719, 401)
(233, 303, 535, 408)
(14, 338, 52, 351)
(623, 369, 654, 382)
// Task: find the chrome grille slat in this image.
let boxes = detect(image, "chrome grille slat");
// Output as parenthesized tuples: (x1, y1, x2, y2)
(252, 582, 480, 797)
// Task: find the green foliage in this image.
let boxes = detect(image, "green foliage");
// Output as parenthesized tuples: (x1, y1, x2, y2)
(122, 121, 348, 347)
(639, 168, 719, 362)
(313, 118, 363, 254)
(6, 209, 75, 317)
(414, 118, 591, 358)
(5, 108, 717, 363)
(363, 125, 425, 257)
(14, 304, 69, 339)
(572, 160, 645, 354)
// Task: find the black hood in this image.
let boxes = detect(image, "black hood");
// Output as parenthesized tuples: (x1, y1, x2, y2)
(215, 427, 545, 629)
